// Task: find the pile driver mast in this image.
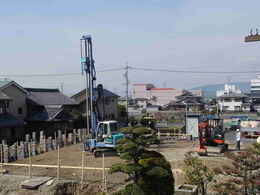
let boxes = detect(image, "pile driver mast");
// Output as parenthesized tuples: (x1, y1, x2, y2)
(80, 35, 97, 137)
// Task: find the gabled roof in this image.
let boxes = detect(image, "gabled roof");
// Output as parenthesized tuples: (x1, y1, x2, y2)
(0, 79, 28, 94)
(25, 88, 76, 106)
(0, 80, 11, 88)
(71, 88, 119, 103)
(26, 105, 74, 122)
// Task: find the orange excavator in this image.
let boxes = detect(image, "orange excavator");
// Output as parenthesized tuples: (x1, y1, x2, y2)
(197, 117, 228, 156)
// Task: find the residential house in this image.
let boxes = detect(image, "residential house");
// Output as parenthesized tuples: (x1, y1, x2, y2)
(25, 88, 77, 136)
(0, 79, 28, 143)
(251, 76, 260, 112)
(189, 89, 204, 97)
(149, 88, 184, 106)
(0, 91, 24, 143)
(0, 79, 28, 121)
(216, 84, 242, 97)
(164, 91, 205, 112)
(217, 93, 250, 112)
(71, 88, 119, 121)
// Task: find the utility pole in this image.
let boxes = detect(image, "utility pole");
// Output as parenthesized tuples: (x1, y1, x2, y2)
(124, 63, 130, 124)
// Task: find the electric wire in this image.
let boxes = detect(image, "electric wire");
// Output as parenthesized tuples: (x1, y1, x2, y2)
(0, 68, 124, 78)
(1, 65, 259, 78)
(130, 67, 260, 74)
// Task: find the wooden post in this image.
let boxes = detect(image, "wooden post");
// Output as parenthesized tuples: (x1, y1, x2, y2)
(102, 153, 107, 193)
(81, 145, 85, 188)
(28, 141, 32, 178)
(57, 144, 60, 180)
(0, 144, 3, 174)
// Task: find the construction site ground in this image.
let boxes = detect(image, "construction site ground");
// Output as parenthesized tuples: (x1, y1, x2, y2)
(2, 136, 244, 194)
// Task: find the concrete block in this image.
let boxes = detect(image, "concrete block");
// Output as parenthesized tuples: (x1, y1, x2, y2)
(25, 134, 30, 142)
(32, 132, 36, 142)
(31, 141, 36, 156)
(17, 142, 25, 160)
(73, 129, 77, 144)
(68, 133, 73, 144)
(175, 184, 198, 195)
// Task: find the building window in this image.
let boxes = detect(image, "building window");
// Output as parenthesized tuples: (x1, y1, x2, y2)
(223, 106, 229, 110)
(234, 98, 241, 102)
(235, 106, 241, 111)
(224, 98, 231, 102)
(18, 107, 23, 115)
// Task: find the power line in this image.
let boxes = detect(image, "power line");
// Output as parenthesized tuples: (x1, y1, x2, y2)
(1, 65, 259, 78)
(130, 67, 260, 74)
(0, 68, 124, 78)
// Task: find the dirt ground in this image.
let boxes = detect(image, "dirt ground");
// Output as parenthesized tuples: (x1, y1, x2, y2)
(3, 140, 242, 193)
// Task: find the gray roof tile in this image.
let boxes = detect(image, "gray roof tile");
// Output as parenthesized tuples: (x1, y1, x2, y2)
(25, 88, 76, 106)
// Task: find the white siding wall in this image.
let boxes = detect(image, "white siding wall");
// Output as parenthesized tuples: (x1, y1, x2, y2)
(251, 77, 260, 92)
(218, 98, 243, 111)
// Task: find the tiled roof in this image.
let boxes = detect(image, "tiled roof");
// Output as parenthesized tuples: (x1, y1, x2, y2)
(26, 105, 62, 121)
(0, 80, 28, 94)
(25, 88, 76, 106)
(71, 88, 119, 103)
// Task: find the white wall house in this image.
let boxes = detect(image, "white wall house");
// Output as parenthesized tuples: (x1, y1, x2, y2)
(251, 76, 260, 93)
(217, 93, 250, 112)
(216, 84, 242, 97)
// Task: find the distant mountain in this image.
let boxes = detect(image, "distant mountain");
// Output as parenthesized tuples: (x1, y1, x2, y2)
(191, 82, 251, 98)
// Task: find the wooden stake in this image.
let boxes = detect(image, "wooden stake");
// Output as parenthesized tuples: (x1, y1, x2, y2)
(81, 145, 85, 188)
(28, 141, 32, 178)
(1, 144, 3, 174)
(102, 153, 107, 193)
(57, 144, 60, 180)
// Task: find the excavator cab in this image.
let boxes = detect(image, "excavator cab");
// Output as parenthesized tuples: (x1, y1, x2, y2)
(97, 121, 118, 138)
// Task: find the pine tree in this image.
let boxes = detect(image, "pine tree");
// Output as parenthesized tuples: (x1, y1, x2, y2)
(183, 152, 214, 195)
(213, 143, 260, 195)
(110, 126, 174, 195)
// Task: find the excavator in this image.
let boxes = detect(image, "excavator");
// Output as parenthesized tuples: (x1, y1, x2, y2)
(197, 116, 228, 156)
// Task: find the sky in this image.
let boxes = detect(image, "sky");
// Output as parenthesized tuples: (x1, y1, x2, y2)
(1, 0, 260, 96)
